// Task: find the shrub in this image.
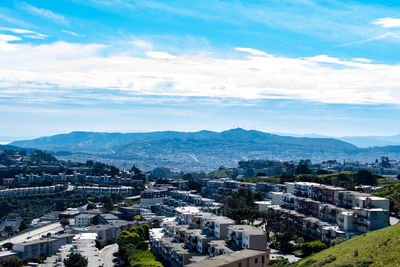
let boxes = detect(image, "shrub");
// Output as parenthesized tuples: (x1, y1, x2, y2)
(301, 240, 327, 257)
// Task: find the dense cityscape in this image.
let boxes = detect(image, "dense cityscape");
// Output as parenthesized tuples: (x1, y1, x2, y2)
(2, 0, 400, 266)
(0, 148, 398, 266)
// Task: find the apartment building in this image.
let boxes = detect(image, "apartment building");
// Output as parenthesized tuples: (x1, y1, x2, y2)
(76, 186, 134, 195)
(338, 208, 389, 233)
(41, 233, 103, 267)
(14, 234, 74, 260)
(227, 225, 268, 251)
(0, 184, 64, 196)
(204, 216, 235, 239)
(140, 188, 169, 205)
(259, 181, 390, 243)
(74, 214, 96, 228)
(186, 249, 270, 267)
(208, 240, 233, 257)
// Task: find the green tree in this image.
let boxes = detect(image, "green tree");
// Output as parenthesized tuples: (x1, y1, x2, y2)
(2, 242, 13, 250)
(61, 218, 70, 229)
(274, 231, 296, 252)
(86, 203, 97, 210)
(4, 225, 13, 241)
(330, 237, 346, 247)
(3, 255, 23, 267)
(63, 253, 88, 267)
(18, 221, 27, 232)
(355, 170, 377, 185)
(101, 196, 114, 212)
(301, 240, 327, 256)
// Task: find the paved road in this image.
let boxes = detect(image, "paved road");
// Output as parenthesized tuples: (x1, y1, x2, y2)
(100, 243, 119, 267)
(0, 222, 63, 246)
(270, 249, 301, 263)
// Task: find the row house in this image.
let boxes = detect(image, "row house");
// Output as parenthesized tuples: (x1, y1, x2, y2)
(76, 186, 134, 195)
(0, 184, 63, 196)
(294, 182, 320, 198)
(203, 215, 235, 239)
(208, 240, 233, 257)
(318, 203, 341, 223)
(312, 184, 344, 203)
(338, 208, 389, 233)
(334, 191, 390, 211)
(227, 225, 268, 251)
(281, 193, 297, 210)
(295, 197, 319, 217)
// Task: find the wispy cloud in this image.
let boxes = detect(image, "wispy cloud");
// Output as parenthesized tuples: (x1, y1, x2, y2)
(146, 51, 176, 59)
(0, 27, 47, 39)
(1, 41, 400, 106)
(62, 30, 84, 37)
(0, 34, 21, 42)
(338, 33, 400, 47)
(235, 47, 271, 57)
(372, 18, 400, 28)
(20, 2, 69, 26)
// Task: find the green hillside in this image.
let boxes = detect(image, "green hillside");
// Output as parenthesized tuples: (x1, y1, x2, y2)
(296, 222, 400, 267)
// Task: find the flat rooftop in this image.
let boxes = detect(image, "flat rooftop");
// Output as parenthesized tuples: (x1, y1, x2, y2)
(228, 225, 265, 235)
(186, 249, 269, 267)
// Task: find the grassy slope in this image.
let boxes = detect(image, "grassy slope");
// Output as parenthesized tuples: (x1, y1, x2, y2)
(296, 222, 400, 267)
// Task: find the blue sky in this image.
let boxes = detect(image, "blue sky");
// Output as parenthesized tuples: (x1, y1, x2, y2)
(1, 0, 400, 140)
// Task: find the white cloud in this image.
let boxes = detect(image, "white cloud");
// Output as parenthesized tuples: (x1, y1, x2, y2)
(372, 18, 400, 28)
(235, 47, 271, 57)
(0, 34, 21, 42)
(352, 58, 373, 63)
(20, 2, 69, 26)
(132, 40, 153, 50)
(1, 42, 400, 105)
(62, 30, 84, 37)
(0, 27, 48, 39)
(146, 51, 176, 59)
(339, 32, 399, 47)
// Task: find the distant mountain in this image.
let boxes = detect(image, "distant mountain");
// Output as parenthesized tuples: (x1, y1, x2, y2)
(10, 129, 361, 171)
(274, 132, 400, 148)
(339, 135, 400, 148)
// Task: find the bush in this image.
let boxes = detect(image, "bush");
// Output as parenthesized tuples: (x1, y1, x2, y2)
(3, 256, 23, 267)
(330, 237, 346, 247)
(301, 240, 327, 257)
(63, 253, 88, 267)
(117, 225, 162, 267)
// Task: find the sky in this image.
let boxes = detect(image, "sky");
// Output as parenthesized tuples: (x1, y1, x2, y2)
(1, 0, 400, 140)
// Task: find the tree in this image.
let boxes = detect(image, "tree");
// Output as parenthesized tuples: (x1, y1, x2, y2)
(301, 240, 327, 256)
(4, 225, 13, 241)
(188, 180, 201, 193)
(356, 170, 377, 185)
(295, 163, 311, 175)
(101, 196, 114, 212)
(87, 203, 97, 210)
(2, 242, 13, 250)
(274, 231, 296, 252)
(63, 253, 88, 267)
(18, 221, 27, 232)
(3, 255, 23, 267)
(61, 218, 70, 229)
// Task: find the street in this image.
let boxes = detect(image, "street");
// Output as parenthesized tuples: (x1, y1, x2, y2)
(270, 248, 301, 263)
(0, 222, 63, 246)
(100, 243, 119, 267)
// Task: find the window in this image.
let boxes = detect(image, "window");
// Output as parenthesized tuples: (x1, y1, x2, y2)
(238, 262, 242, 267)
(262, 255, 265, 263)
(255, 257, 258, 264)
